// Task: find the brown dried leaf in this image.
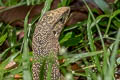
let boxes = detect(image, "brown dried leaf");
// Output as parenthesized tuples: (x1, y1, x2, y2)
(5, 61, 17, 70)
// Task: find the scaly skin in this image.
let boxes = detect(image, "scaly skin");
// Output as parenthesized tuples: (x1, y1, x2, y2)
(32, 7, 70, 80)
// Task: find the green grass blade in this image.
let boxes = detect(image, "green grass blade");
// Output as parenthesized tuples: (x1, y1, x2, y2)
(0, 44, 20, 61)
(63, 21, 87, 31)
(82, 0, 106, 51)
(105, 10, 120, 35)
(46, 54, 54, 80)
(90, 14, 109, 28)
(0, 32, 8, 46)
(39, 0, 53, 21)
(82, 0, 108, 76)
(105, 28, 120, 80)
(58, 0, 71, 7)
(39, 59, 46, 80)
(22, 10, 32, 80)
(0, 2, 26, 13)
(62, 50, 103, 66)
(87, 13, 102, 73)
(26, 0, 30, 5)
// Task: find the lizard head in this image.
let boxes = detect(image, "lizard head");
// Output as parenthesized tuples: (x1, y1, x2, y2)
(42, 7, 70, 25)
(46, 7, 70, 38)
(52, 7, 70, 24)
(40, 7, 70, 38)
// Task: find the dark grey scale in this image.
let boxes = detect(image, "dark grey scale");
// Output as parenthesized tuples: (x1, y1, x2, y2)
(33, 33, 47, 47)
(41, 16, 48, 22)
(37, 47, 43, 56)
(40, 21, 47, 27)
(32, 63, 41, 80)
(46, 17, 55, 24)
(38, 47, 47, 56)
(44, 59, 58, 80)
(34, 26, 41, 32)
(37, 26, 42, 31)
(45, 61, 49, 80)
(32, 49, 40, 60)
(53, 67, 59, 80)
(41, 17, 54, 30)
(54, 61, 60, 79)
(34, 28, 43, 36)
(33, 46, 41, 59)
(40, 31, 49, 37)
(32, 41, 38, 50)
(33, 33, 42, 42)
(37, 38, 46, 46)
(43, 27, 52, 33)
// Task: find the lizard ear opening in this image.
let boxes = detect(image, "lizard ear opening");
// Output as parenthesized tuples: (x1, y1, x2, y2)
(53, 31, 56, 35)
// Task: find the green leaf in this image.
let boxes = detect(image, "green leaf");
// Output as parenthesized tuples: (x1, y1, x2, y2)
(111, 10, 120, 18)
(105, 10, 120, 35)
(93, 0, 112, 14)
(22, 10, 32, 80)
(60, 35, 82, 47)
(60, 32, 73, 44)
(113, 19, 120, 28)
(58, 0, 71, 7)
(117, 57, 120, 65)
(0, 33, 8, 46)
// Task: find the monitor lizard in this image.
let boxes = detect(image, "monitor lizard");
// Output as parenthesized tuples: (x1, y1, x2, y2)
(32, 7, 70, 80)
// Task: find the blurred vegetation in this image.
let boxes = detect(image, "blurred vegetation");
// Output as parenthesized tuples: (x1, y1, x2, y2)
(0, 0, 120, 80)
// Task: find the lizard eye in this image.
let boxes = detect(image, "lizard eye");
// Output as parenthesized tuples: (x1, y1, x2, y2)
(60, 15, 68, 24)
(59, 16, 65, 23)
